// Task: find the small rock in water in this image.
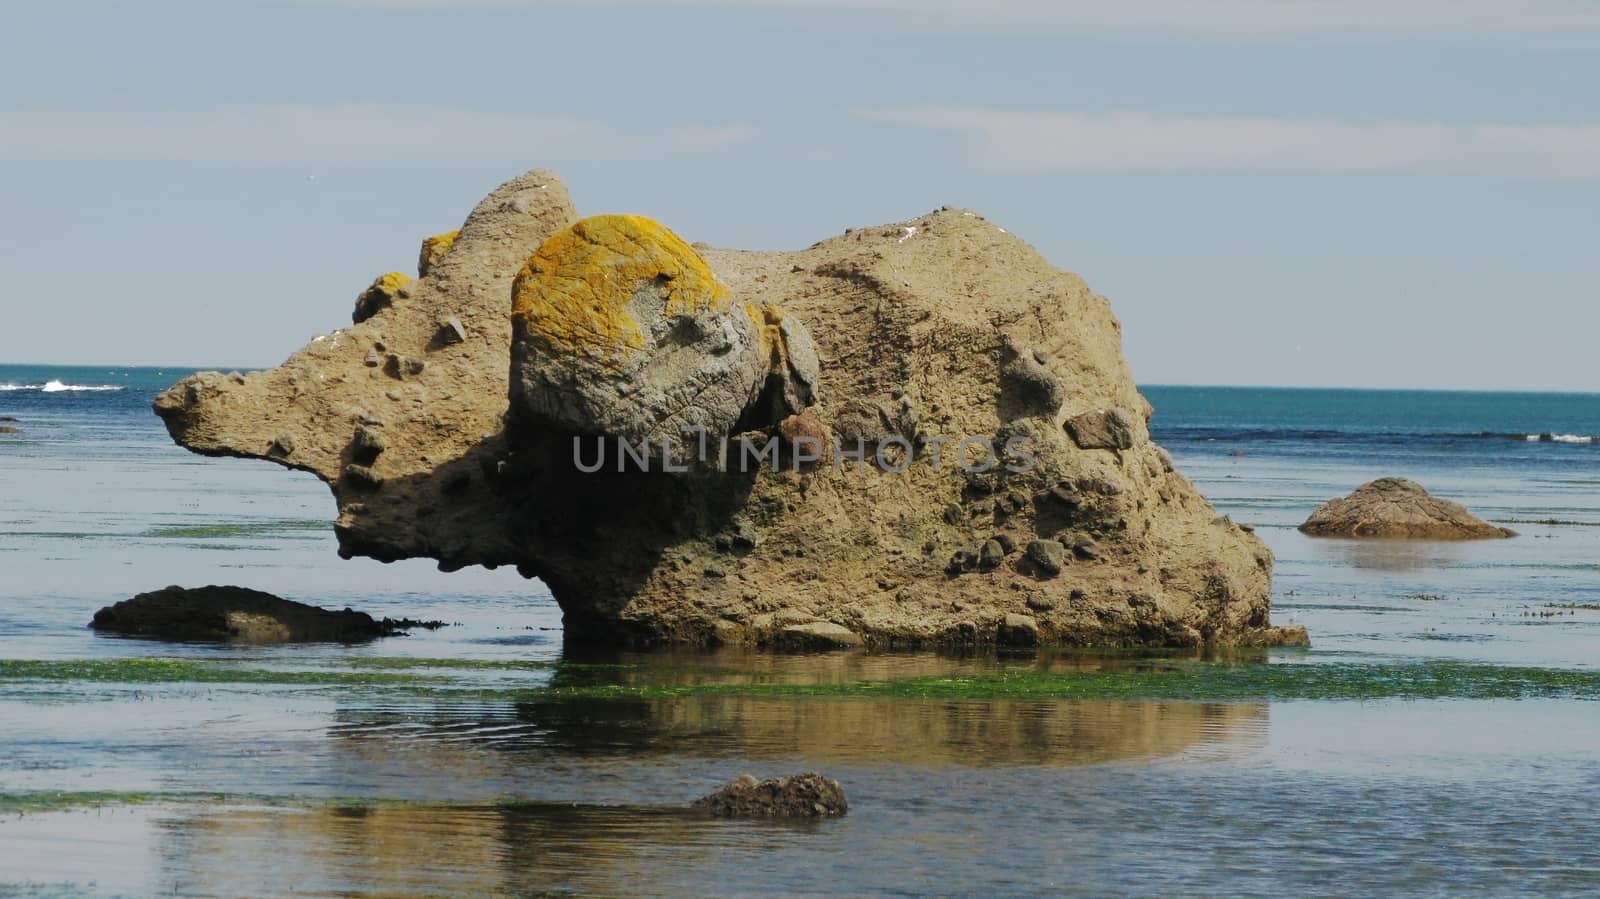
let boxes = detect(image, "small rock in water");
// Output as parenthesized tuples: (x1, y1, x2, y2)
(997, 612, 1039, 647)
(774, 620, 862, 650)
(692, 772, 849, 818)
(89, 585, 420, 643)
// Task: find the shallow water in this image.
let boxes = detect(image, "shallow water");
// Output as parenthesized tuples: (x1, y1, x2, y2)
(3, 368, 1600, 895)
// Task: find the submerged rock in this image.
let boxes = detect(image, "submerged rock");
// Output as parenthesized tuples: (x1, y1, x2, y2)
(692, 772, 848, 818)
(89, 585, 429, 643)
(1299, 478, 1516, 540)
(152, 168, 1305, 650)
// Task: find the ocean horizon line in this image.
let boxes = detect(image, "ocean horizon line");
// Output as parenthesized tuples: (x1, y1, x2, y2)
(2, 361, 1596, 399)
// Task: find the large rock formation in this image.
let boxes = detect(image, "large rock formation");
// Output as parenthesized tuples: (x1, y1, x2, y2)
(1300, 478, 1516, 540)
(154, 168, 1305, 650)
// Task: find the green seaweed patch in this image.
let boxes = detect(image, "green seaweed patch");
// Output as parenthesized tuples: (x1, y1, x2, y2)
(0, 790, 200, 815)
(0, 658, 445, 688)
(487, 660, 1600, 703)
(7, 657, 1600, 703)
(339, 657, 620, 672)
(1404, 593, 1451, 602)
(1547, 602, 1600, 611)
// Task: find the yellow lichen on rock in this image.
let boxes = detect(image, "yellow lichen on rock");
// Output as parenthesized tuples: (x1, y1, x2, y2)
(352, 271, 413, 324)
(511, 214, 730, 357)
(417, 230, 459, 277)
(746, 303, 789, 374)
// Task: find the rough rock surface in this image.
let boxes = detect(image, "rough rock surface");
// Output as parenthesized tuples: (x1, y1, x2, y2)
(692, 773, 848, 818)
(1300, 478, 1516, 540)
(154, 169, 1306, 650)
(89, 585, 416, 643)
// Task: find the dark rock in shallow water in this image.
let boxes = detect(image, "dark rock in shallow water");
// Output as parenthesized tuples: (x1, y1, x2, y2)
(89, 585, 440, 643)
(692, 772, 848, 818)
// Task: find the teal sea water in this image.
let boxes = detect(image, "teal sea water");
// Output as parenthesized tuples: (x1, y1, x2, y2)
(3, 364, 1599, 896)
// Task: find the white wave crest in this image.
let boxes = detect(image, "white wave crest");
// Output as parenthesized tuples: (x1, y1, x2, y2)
(1526, 433, 1595, 444)
(0, 380, 125, 393)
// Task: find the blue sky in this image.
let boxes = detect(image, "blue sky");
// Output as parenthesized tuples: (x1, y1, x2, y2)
(2, 0, 1597, 390)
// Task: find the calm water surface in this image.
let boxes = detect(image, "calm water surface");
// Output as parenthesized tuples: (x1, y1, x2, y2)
(2, 368, 1599, 896)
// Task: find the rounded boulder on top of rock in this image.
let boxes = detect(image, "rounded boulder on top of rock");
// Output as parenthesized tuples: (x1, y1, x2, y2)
(1299, 478, 1517, 540)
(509, 214, 819, 443)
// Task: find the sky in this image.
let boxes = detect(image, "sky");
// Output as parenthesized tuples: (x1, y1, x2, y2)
(1, 0, 1597, 390)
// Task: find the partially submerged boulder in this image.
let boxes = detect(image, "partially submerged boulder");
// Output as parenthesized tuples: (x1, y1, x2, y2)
(90, 585, 423, 643)
(153, 168, 1305, 650)
(692, 772, 848, 818)
(1299, 478, 1516, 540)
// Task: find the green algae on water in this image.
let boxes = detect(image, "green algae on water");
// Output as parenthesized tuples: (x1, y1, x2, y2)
(492, 661, 1600, 703)
(6, 657, 1599, 703)
(0, 791, 166, 815)
(0, 658, 446, 688)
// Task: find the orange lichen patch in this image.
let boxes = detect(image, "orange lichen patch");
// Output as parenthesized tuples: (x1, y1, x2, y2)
(353, 272, 413, 324)
(417, 230, 459, 277)
(512, 214, 730, 357)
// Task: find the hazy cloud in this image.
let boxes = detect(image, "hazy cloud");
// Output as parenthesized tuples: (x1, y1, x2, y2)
(0, 105, 759, 164)
(867, 108, 1600, 177)
(257, 0, 1600, 39)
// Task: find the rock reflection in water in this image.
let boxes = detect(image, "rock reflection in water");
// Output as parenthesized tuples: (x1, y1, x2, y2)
(334, 695, 1268, 768)
(1311, 537, 1466, 572)
(148, 803, 756, 897)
